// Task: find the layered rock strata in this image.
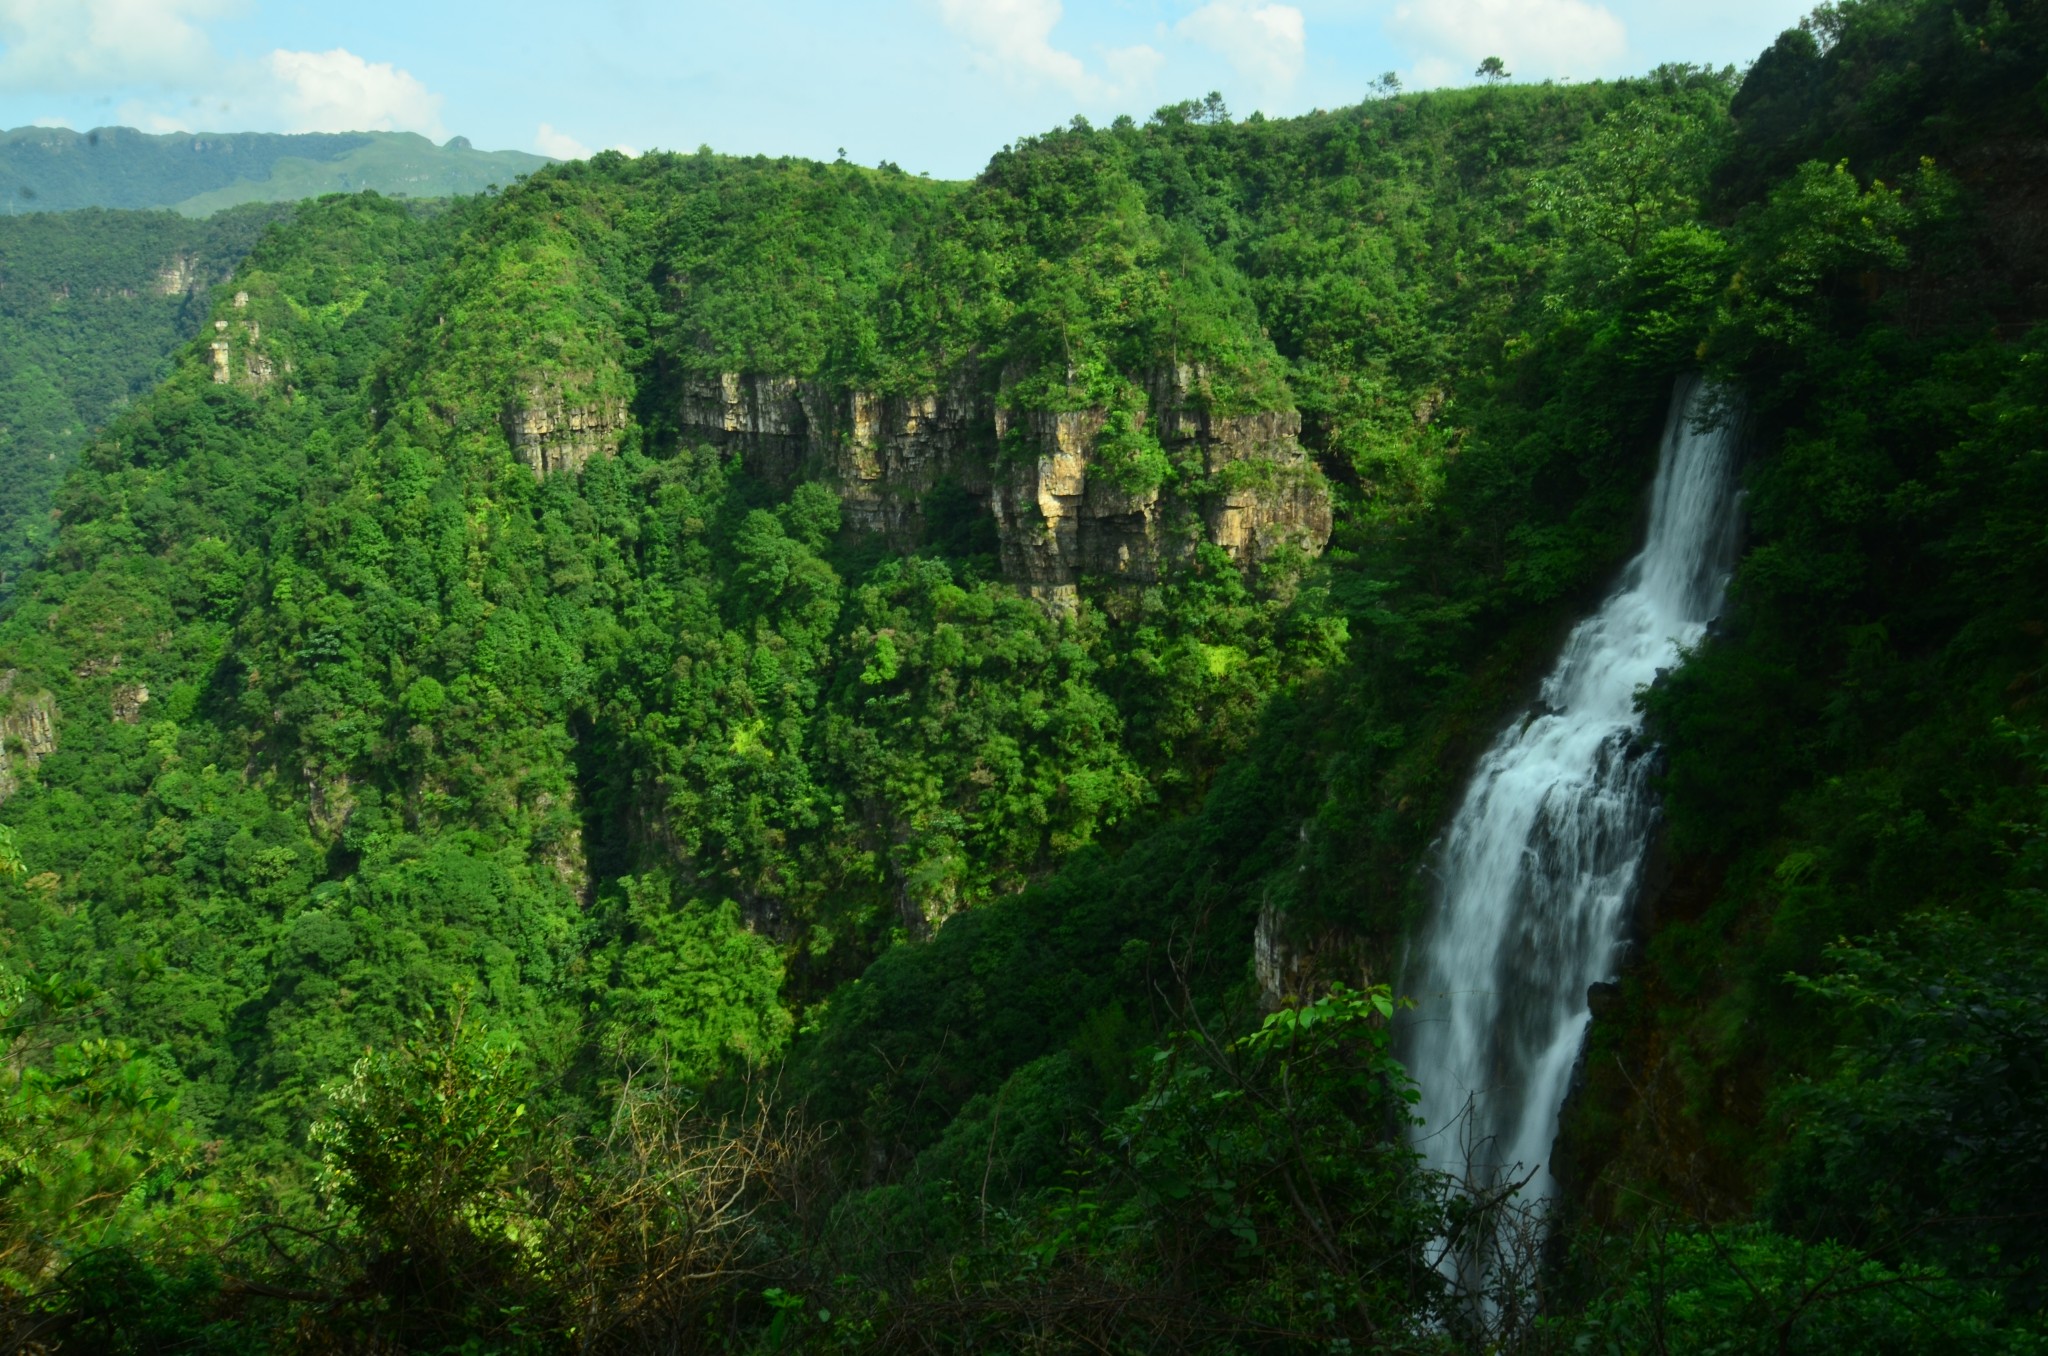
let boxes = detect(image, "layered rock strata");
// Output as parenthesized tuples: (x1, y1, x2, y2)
(506, 387, 630, 479)
(677, 372, 988, 539)
(0, 672, 57, 806)
(671, 365, 1333, 608)
(1254, 903, 1377, 1010)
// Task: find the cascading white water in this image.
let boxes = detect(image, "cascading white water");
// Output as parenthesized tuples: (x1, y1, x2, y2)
(1401, 376, 1743, 1213)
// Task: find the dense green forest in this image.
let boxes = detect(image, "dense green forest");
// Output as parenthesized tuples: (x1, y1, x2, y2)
(0, 0, 2044, 1349)
(0, 205, 296, 599)
(0, 127, 552, 603)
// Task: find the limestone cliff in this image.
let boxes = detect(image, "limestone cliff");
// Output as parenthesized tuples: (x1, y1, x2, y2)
(672, 363, 1332, 608)
(507, 383, 630, 479)
(208, 315, 283, 389)
(0, 671, 57, 806)
(675, 372, 988, 539)
(155, 255, 200, 297)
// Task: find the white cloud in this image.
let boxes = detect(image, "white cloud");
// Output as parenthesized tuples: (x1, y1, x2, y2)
(1, 1, 446, 136)
(1176, 2, 1306, 92)
(1103, 42, 1167, 93)
(263, 48, 444, 136)
(535, 122, 592, 160)
(1390, 0, 1629, 82)
(0, 0, 228, 91)
(1405, 54, 1462, 89)
(938, 0, 1091, 94)
(534, 126, 640, 160)
(936, 0, 1158, 101)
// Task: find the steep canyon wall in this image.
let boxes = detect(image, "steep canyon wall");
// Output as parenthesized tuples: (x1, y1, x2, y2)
(649, 363, 1333, 611)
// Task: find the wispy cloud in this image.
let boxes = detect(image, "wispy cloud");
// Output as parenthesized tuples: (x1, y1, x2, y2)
(263, 48, 445, 136)
(0, 0, 226, 92)
(936, 0, 1160, 101)
(1391, 0, 1629, 83)
(2, 0, 448, 135)
(1176, 2, 1306, 93)
(535, 122, 592, 159)
(1103, 42, 1167, 95)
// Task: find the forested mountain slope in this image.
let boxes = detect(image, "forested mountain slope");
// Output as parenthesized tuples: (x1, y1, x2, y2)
(0, 1, 2043, 1349)
(0, 128, 550, 605)
(0, 205, 294, 598)
(3, 75, 1718, 1135)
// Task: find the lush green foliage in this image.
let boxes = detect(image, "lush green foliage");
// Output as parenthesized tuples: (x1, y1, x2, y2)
(1548, 4, 2048, 1348)
(0, 1, 2044, 1347)
(0, 204, 290, 597)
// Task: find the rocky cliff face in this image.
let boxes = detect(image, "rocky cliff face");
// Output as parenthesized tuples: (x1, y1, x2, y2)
(1253, 903, 1378, 1010)
(676, 371, 989, 540)
(0, 671, 57, 806)
(669, 364, 1332, 608)
(208, 313, 283, 389)
(992, 366, 1333, 612)
(155, 255, 200, 297)
(507, 385, 630, 479)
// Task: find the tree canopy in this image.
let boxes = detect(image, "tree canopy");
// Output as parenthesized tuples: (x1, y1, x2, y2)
(0, 1, 2045, 1347)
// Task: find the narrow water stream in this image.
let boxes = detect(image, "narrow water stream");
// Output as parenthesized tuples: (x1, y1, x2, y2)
(1400, 376, 1743, 1214)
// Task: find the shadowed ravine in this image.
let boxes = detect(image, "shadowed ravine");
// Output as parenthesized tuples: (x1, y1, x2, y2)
(1400, 375, 1743, 1227)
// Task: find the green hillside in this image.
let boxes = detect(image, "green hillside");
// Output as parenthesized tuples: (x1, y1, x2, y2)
(0, 1, 2042, 1349)
(0, 126, 551, 215)
(0, 127, 547, 603)
(0, 204, 294, 598)
(167, 134, 558, 217)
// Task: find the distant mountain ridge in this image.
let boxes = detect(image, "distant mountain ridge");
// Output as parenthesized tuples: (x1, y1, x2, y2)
(0, 128, 555, 590)
(1, 125, 553, 215)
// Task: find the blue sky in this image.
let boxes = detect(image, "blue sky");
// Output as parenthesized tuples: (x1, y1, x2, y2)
(2, 1, 1817, 178)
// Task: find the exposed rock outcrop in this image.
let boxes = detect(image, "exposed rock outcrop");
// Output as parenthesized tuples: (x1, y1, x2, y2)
(111, 682, 150, 724)
(678, 371, 822, 479)
(156, 256, 200, 297)
(1199, 416, 1333, 563)
(677, 372, 990, 538)
(507, 385, 630, 479)
(1254, 903, 1377, 1009)
(989, 406, 1102, 614)
(991, 367, 1334, 611)
(205, 313, 284, 390)
(0, 672, 58, 806)
(673, 363, 1332, 608)
(839, 380, 992, 539)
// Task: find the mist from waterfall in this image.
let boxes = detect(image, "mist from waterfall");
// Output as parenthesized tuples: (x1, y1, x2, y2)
(1400, 375, 1743, 1211)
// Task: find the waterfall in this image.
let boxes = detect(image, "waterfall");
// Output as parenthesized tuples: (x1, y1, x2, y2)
(1400, 376, 1742, 1216)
